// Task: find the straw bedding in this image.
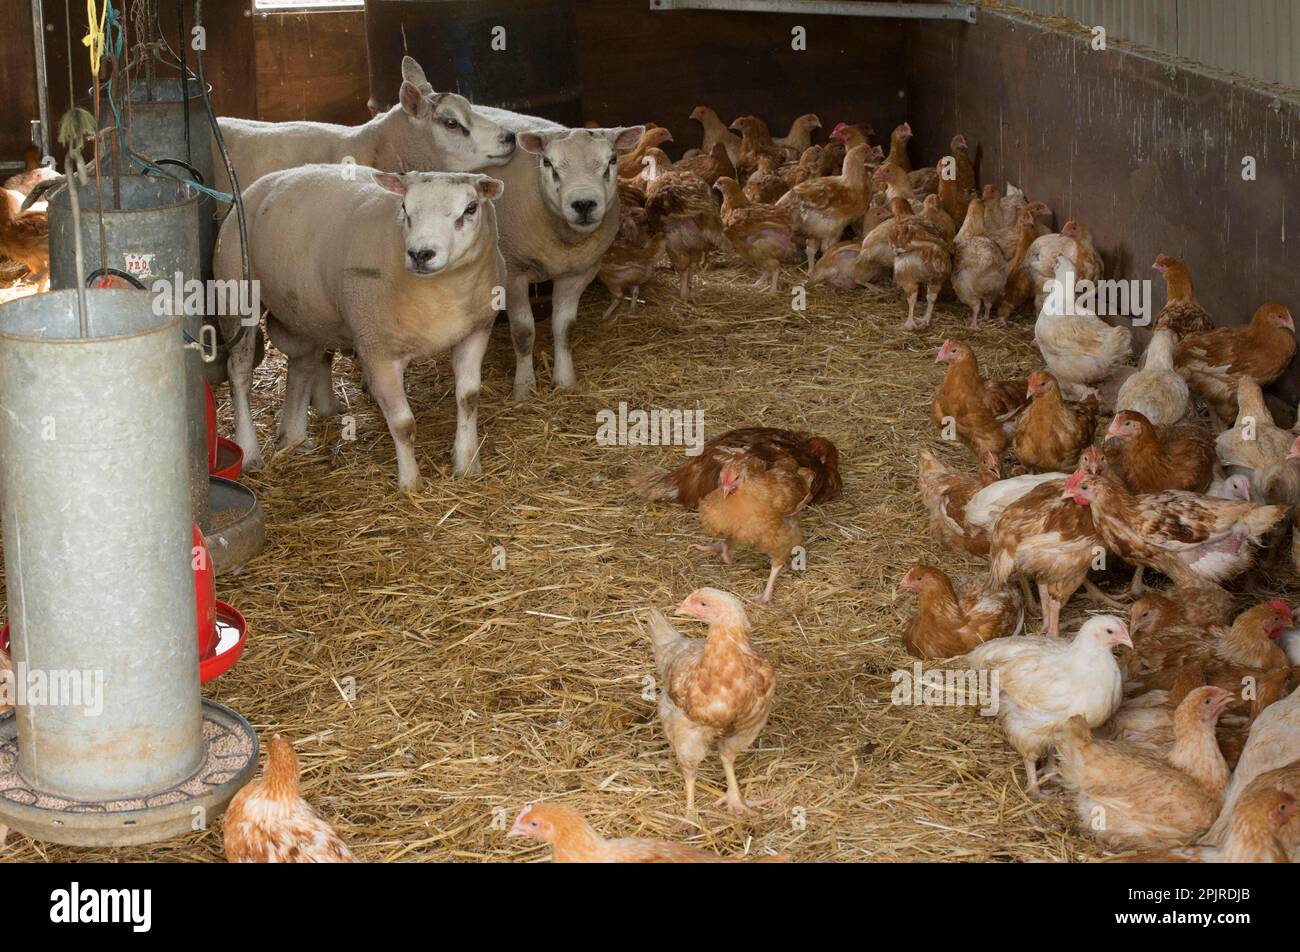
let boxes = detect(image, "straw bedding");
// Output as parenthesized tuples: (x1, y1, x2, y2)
(2, 261, 1291, 863)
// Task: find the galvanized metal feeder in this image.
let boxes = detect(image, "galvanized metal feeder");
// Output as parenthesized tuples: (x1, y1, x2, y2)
(0, 288, 256, 847)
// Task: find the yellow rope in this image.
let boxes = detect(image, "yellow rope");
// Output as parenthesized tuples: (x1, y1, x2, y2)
(81, 0, 109, 75)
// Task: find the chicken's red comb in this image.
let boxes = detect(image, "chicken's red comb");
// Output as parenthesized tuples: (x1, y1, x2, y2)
(832, 121, 848, 133)
(1065, 469, 1087, 492)
(899, 121, 912, 135)
(1268, 599, 1293, 619)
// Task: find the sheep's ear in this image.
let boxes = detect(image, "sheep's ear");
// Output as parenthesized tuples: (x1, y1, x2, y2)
(399, 80, 429, 119)
(401, 56, 427, 86)
(476, 177, 505, 201)
(610, 126, 645, 153)
(518, 132, 551, 155)
(373, 172, 407, 196)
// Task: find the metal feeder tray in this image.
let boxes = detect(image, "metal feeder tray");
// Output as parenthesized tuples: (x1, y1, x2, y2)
(0, 699, 257, 848)
(208, 476, 265, 577)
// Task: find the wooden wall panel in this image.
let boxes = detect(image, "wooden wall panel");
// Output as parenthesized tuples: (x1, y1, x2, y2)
(253, 9, 370, 124)
(574, 0, 909, 157)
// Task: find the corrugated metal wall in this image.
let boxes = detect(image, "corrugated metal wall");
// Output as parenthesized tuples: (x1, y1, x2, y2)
(1002, 0, 1300, 87)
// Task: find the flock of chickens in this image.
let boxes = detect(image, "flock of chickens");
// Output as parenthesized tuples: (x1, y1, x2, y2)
(8, 105, 1300, 864)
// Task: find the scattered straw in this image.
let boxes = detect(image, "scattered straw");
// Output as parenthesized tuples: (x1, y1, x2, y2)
(2, 257, 1290, 863)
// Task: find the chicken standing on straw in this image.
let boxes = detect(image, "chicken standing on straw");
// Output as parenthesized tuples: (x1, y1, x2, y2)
(646, 588, 775, 817)
(223, 734, 356, 863)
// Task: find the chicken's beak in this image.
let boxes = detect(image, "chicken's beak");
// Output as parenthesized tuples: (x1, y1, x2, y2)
(506, 823, 527, 838)
(1288, 442, 1300, 462)
(1116, 628, 1134, 649)
(674, 598, 698, 618)
(898, 576, 920, 593)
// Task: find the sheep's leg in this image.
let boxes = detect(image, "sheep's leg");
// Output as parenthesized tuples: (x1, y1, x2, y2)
(550, 266, 597, 391)
(224, 313, 263, 470)
(364, 356, 420, 491)
(309, 349, 341, 417)
(276, 350, 316, 453)
(505, 271, 536, 402)
(449, 320, 491, 477)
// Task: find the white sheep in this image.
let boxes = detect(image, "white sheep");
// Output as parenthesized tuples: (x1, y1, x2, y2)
(470, 107, 642, 399)
(212, 165, 506, 489)
(212, 58, 516, 194)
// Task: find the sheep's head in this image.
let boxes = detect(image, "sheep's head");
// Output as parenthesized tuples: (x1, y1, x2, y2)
(373, 171, 504, 277)
(397, 57, 516, 170)
(518, 126, 643, 233)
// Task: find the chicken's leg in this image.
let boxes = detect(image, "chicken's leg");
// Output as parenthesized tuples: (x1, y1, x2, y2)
(1128, 566, 1146, 597)
(902, 287, 920, 330)
(1044, 595, 1063, 638)
(1083, 579, 1127, 609)
(756, 559, 784, 604)
(1024, 757, 1040, 797)
(694, 539, 733, 564)
(919, 286, 938, 329)
(804, 239, 817, 275)
(599, 293, 623, 321)
(968, 303, 981, 329)
(767, 265, 780, 293)
(678, 265, 693, 302)
(683, 763, 699, 818)
(716, 753, 772, 816)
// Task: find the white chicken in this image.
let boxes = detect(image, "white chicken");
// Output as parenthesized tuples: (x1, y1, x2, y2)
(966, 615, 1132, 795)
(1034, 255, 1132, 397)
(1115, 329, 1190, 428)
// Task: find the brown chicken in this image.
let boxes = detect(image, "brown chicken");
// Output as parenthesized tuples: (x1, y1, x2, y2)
(773, 113, 821, 159)
(1, 187, 49, 289)
(1054, 687, 1232, 849)
(697, 456, 812, 603)
(630, 426, 841, 510)
(617, 126, 674, 180)
(989, 448, 1107, 637)
(1152, 254, 1214, 337)
(644, 169, 724, 302)
(647, 588, 775, 815)
(1128, 585, 1235, 635)
(949, 132, 976, 196)
(830, 121, 874, 152)
(1102, 410, 1215, 494)
(1122, 777, 1298, 863)
(916, 448, 1004, 557)
(892, 220, 953, 331)
(1063, 468, 1289, 590)
(742, 155, 789, 204)
(597, 205, 666, 320)
(689, 105, 741, 166)
(1131, 600, 1293, 675)
(777, 143, 873, 272)
(815, 137, 847, 177)
(713, 176, 798, 291)
(223, 734, 356, 863)
(932, 338, 1028, 463)
(810, 208, 892, 288)
(898, 563, 1022, 659)
(992, 203, 1051, 321)
(781, 144, 824, 189)
(1175, 302, 1297, 425)
(728, 115, 785, 179)
(508, 802, 781, 863)
(1012, 370, 1099, 473)
(673, 142, 736, 187)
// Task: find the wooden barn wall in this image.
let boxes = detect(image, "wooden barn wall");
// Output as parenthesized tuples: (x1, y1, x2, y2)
(907, 9, 1300, 403)
(1, 0, 42, 165)
(574, 0, 909, 156)
(252, 10, 370, 124)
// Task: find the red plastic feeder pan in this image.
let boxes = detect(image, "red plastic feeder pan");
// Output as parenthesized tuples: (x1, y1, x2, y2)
(205, 380, 243, 480)
(0, 525, 246, 686)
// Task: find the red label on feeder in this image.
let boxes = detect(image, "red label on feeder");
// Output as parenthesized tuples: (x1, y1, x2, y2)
(122, 252, 157, 277)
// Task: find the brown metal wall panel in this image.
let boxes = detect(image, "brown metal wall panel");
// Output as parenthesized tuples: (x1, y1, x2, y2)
(909, 9, 1300, 400)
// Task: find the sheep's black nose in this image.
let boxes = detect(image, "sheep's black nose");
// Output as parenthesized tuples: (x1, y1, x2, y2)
(571, 199, 597, 218)
(409, 248, 436, 266)
(501, 130, 516, 146)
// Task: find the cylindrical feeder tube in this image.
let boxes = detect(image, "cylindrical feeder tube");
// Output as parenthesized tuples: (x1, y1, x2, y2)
(0, 289, 203, 800)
